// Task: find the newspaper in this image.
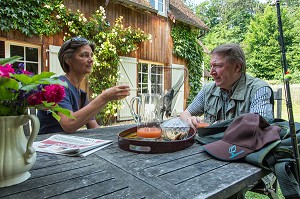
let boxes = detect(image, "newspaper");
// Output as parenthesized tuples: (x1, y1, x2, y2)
(33, 134, 113, 157)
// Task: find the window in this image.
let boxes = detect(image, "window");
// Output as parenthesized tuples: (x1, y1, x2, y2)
(150, 0, 165, 13)
(138, 62, 164, 95)
(0, 39, 41, 74)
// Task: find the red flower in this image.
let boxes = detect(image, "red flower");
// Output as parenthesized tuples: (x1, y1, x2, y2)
(0, 64, 15, 77)
(44, 84, 66, 104)
(27, 92, 44, 106)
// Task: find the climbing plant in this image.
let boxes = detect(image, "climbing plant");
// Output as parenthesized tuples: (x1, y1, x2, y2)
(171, 23, 203, 104)
(1, 1, 150, 125)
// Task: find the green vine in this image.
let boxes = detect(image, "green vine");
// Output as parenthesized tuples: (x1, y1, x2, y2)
(1, 1, 150, 125)
(171, 23, 203, 104)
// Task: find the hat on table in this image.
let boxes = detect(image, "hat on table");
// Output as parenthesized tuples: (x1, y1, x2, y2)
(202, 113, 281, 161)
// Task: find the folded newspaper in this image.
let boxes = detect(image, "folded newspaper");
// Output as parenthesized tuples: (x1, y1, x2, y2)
(33, 134, 113, 157)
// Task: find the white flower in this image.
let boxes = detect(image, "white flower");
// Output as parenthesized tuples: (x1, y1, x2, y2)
(68, 21, 73, 26)
(56, 15, 61, 19)
(100, 6, 105, 12)
(59, 4, 65, 9)
(148, 34, 152, 40)
(44, 5, 51, 9)
(122, 38, 126, 42)
(83, 17, 87, 22)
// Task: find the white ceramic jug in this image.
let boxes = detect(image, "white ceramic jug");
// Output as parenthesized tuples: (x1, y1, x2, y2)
(0, 115, 39, 187)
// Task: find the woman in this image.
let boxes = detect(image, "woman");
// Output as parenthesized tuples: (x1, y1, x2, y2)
(38, 37, 130, 134)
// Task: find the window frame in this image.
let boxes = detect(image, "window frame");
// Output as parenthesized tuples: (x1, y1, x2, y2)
(1, 39, 41, 74)
(138, 61, 164, 95)
(150, 0, 166, 15)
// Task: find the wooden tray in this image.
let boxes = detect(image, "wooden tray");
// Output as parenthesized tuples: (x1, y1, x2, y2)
(118, 127, 196, 154)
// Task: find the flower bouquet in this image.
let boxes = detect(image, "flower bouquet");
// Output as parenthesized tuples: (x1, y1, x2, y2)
(0, 56, 72, 120)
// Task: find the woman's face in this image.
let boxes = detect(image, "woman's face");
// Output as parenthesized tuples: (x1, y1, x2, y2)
(209, 54, 242, 91)
(68, 45, 94, 75)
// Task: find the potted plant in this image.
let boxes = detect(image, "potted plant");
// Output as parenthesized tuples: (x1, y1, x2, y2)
(0, 56, 72, 187)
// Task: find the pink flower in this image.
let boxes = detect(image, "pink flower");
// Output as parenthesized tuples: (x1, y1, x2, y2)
(44, 84, 66, 103)
(21, 70, 33, 75)
(27, 92, 44, 106)
(0, 64, 15, 77)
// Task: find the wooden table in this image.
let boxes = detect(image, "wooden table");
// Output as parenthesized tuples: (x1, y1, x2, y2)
(0, 124, 268, 199)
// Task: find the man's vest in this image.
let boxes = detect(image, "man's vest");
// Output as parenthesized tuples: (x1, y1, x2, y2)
(202, 74, 271, 124)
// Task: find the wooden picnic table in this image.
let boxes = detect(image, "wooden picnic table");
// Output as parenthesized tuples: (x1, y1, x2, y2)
(0, 124, 268, 199)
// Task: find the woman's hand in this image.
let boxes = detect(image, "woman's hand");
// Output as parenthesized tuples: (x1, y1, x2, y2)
(101, 85, 130, 101)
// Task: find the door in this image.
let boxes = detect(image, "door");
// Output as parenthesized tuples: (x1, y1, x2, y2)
(49, 45, 64, 76)
(171, 64, 185, 116)
(117, 56, 137, 121)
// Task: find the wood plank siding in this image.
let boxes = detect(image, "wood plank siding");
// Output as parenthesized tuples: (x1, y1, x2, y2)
(0, 0, 192, 108)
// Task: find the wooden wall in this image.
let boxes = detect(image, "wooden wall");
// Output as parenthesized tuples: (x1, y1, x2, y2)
(1, 0, 189, 103)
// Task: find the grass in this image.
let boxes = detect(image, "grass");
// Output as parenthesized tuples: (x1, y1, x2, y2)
(246, 187, 284, 199)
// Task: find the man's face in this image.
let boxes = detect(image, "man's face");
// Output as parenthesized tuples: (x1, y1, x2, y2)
(209, 54, 241, 91)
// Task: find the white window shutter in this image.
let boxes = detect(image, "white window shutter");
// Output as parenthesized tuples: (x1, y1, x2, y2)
(117, 56, 137, 121)
(171, 64, 185, 116)
(49, 45, 64, 76)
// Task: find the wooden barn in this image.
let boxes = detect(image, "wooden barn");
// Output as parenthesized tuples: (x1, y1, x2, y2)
(0, 0, 208, 121)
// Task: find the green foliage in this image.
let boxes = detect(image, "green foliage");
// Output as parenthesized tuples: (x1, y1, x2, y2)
(171, 23, 203, 103)
(197, 0, 300, 83)
(0, 0, 64, 36)
(0, 3, 150, 124)
(243, 5, 299, 81)
(58, 7, 150, 125)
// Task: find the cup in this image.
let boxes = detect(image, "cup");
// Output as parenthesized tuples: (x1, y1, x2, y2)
(130, 94, 162, 139)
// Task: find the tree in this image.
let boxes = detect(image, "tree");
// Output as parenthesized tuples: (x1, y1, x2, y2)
(243, 5, 299, 81)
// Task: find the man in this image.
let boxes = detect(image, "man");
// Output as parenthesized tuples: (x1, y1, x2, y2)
(180, 43, 273, 128)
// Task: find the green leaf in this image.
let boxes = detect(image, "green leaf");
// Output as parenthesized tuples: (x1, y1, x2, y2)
(31, 72, 56, 82)
(51, 111, 61, 121)
(20, 84, 38, 91)
(0, 87, 15, 100)
(0, 105, 10, 116)
(37, 78, 68, 87)
(0, 56, 22, 65)
(53, 107, 75, 119)
(0, 77, 19, 90)
(11, 74, 32, 84)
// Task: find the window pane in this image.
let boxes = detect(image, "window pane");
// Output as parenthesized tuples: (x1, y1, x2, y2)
(26, 63, 38, 74)
(150, 0, 155, 8)
(158, 0, 164, 12)
(142, 64, 148, 72)
(26, 47, 38, 62)
(12, 61, 24, 71)
(10, 45, 24, 60)
(0, 41, 4, 58)
(142, 73, 148, 84)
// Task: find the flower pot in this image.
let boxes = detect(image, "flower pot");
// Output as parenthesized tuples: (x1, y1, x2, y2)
(0, 115, 39, 187)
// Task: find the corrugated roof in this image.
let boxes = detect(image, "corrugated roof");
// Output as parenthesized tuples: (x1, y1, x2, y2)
(114, 0, 207, 29)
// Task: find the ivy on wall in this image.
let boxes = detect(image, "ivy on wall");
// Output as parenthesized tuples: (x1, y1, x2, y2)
(1, 1, 150, 125)
(171, 23, 203, 104)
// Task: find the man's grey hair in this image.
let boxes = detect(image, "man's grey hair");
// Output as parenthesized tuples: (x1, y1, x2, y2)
(211, 43, 246, 73)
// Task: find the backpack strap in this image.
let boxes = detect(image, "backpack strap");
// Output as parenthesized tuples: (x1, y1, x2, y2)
(273, 160, 300, 198)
